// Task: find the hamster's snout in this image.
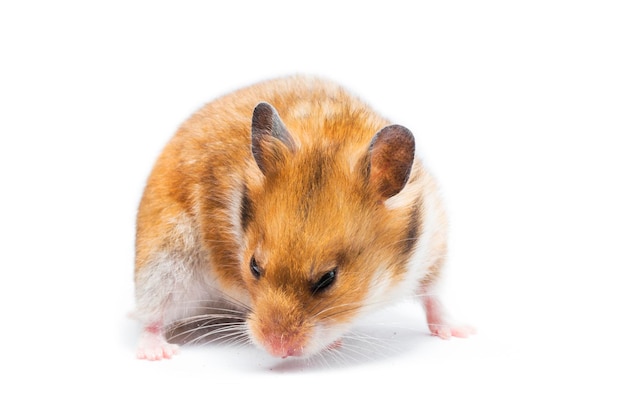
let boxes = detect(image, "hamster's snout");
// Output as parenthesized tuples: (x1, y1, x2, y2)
(248, 316, 310, 358)
(247, 291, 313, 358)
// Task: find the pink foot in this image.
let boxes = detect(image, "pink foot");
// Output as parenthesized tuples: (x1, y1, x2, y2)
(428, 322, 476, 339)
(137, 324, 179, 360)
(423, 295, 475, 340)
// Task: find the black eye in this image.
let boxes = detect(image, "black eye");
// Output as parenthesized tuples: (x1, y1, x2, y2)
(250, 256, 262, 279)
(312, 268, 337, 294)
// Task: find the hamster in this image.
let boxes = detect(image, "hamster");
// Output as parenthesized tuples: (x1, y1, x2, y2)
(133, 75, 473, 361)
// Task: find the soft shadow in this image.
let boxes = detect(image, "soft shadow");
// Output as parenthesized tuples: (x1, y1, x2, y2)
(125, 303, 433, 372)
(266, 321, 430, 373)
(166, 316, 248, 346)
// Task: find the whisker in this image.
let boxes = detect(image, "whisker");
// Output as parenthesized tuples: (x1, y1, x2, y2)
(223, 333, 252, 349)
(204, 329, 250, 347)
(170, 315, 245, 332)
(313, 348, 335, 369)
(173, 319, 244, 337)
(344, 331, 400, 356)
(184, 323, 249, 346)
(335, 346, 373, 362)
(322, 342, 370, 366)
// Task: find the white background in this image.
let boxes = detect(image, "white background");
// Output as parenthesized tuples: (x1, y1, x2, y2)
(1, 1, 625, 415)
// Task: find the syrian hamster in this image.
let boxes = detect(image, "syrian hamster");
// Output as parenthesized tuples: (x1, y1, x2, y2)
(133, 75, 472, 360)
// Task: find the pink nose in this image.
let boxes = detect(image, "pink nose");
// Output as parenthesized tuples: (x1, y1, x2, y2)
(265, 335, 304, 358)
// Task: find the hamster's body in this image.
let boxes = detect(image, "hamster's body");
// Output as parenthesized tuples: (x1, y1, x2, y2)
(134, 75, 471, 360)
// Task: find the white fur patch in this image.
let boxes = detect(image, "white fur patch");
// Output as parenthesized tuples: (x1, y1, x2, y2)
(365, 178, 443, 307)
(135, 214, 220, 326)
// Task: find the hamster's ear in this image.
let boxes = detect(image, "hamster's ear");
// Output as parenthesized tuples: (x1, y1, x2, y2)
(367, 125, 415, 199)
(251, 102, 296, 175)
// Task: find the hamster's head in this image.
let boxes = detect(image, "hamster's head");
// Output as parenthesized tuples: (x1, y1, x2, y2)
(240, 102, 417, 359)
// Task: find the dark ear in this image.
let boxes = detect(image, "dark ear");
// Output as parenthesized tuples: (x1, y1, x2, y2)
(251, 102, 296, 175)
(368, 125, 415, 199)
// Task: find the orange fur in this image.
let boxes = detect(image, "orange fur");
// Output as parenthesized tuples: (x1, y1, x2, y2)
(134, 75, 460, 360)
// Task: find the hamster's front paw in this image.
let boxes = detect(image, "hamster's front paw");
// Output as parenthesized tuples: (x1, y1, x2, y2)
(136, 325, 180, 360)
(428, 322, 476, 339)
(423, 295, 476, 339)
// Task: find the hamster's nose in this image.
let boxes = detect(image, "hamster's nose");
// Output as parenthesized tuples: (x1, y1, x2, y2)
(265, 333, 304, 358)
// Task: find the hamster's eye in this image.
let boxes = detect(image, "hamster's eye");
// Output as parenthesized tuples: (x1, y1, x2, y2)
(311, 268, 337, 294)
(250, 256, 262, 279)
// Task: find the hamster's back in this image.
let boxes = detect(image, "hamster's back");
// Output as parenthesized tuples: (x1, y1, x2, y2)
(180, 75, 389, 156)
